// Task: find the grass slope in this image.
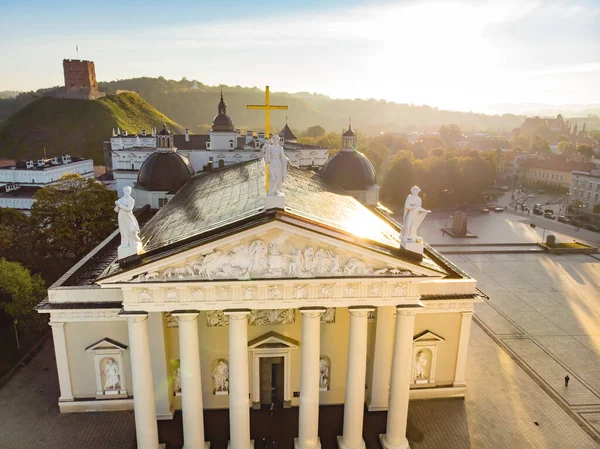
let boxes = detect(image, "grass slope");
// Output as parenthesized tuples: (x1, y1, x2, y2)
(0, 93, 184, 163)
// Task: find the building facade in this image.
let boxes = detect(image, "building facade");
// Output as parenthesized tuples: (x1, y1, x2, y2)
(570, 170, 600, 214)
(520, 158, 596, 190)
(0, 155, 94, 210)
(38, 158, 480, 449)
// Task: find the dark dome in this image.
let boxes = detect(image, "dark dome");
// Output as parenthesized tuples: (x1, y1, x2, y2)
(158, 123, 171, 135)
(343, 125, 356, 137)
(321, 150, 376, 191)
(137, 151, 194, 192)
(211, 113, 234, 132)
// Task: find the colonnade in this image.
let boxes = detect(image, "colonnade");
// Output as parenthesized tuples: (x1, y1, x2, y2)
(125, 304, 421, 449)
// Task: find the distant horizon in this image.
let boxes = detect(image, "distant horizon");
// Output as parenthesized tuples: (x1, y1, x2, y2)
(2, 76, 600, 118)
(1, 0, 599, 116)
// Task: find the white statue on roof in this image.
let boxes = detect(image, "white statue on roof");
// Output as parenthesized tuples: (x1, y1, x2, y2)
(264, 135, 288, 196)
(115, 186, 142, 259)
(401, 185, 430, 254)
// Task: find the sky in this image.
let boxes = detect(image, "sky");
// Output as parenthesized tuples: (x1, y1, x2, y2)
(0, 0, 599, 113)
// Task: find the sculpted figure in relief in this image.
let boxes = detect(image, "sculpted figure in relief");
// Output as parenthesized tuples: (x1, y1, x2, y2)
(174, 364, 181, 393)
(401, 186, 430, 242)
(303, 247, 315, 273)
(115, 186, 141, 248)
(213, 360, 229, 392)
(264, 135, 288, 196)
(286, 244, 303, 276)
(103, 358, 121, 390)
(319, 358, 330, 390)
(415, 351, 428, 380)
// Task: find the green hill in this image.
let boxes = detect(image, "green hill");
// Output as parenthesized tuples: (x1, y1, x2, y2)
(0, 92, 184, 163)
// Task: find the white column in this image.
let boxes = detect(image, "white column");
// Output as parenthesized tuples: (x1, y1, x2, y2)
(127, 313, 161, 449)
(49, 321, 74, 402)
(224, 310, 252, 449)
(453, 311, 474, 387)
(174, 311, 209, 449)
(148, 312, 173, 420)
(295, 308, 325, 449)
(380, 306, 420, 449)
(367, 306, 395, 411)
(338, 307, 373, 449)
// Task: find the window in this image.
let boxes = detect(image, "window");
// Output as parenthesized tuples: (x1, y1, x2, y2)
(595, 194, 599, 201)
(158, 198, 169, 208)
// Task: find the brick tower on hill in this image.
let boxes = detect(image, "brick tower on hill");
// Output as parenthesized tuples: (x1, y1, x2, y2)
(57, 59, 105, 100)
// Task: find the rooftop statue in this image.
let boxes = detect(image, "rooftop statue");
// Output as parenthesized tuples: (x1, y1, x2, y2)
(401, 186, 430, 254)
(264, 135, 288, 196)
(115, 186, 142, 259)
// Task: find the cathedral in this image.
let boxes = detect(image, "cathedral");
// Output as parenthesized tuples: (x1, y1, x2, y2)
(38, 118, 481, 449)
(106, 92, 330, 197)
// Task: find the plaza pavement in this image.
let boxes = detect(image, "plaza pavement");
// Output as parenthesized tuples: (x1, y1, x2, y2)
(449, 252, 600, 443)
(2, 307, 599, 448)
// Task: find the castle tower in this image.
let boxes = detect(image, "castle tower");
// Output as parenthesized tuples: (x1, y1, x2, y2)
(60, 59, 104, 100)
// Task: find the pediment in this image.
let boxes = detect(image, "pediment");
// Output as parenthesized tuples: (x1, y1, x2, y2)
(413, 330, 445, 343)
(248, 331, 299, 349)
(97, 221, 445, 285)
(85, 338, 128, 352)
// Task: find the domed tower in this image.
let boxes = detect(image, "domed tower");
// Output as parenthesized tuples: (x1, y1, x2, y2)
(209, 90, 238, 152)
(133, 124, 194, 209)
(321, 122, 380, 206)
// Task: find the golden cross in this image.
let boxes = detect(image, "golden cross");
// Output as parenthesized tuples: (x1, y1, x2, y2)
(246, 86, 288, 138)
(246, 86, 288, 193)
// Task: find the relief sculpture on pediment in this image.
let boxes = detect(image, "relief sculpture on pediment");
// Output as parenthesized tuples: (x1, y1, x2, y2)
(130, 237, 414, 283)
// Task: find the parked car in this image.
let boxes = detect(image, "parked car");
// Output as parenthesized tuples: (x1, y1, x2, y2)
(583, 223, 600, 232)
(557, 215, 570, 223)
(538, 189, 545, 194)
(544, 211, 556, 219)
(528, 194, 535, 198)
(480, 207, 490, 213)
(533, 208, 543, 215)
(494, 207, 504, 212)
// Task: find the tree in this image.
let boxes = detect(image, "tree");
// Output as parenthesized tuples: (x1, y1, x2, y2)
(593, 204, 600, 214)
(302, 125, 326, 138)
(529, 136, 551, 155)
(510, 134, 530, 151)
(381, 151, 415, 205)
(557, 141, 576, 156)
(0, 208, 36, 268)
(439, 125, 462, 149)
(0, 259, 47, 341)
(31, 174, 117, 270)
(577, 144, 593, 158)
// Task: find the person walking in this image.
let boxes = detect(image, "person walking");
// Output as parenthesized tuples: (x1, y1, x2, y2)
(564, 375, 570, 387)
(269, 402, 275, 416)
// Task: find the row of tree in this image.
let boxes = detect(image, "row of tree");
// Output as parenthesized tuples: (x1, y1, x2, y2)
(0, 175, 117, 338)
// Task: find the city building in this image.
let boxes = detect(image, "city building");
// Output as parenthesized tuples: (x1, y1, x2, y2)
(0, 155, 94, 210)
(570, 169, 600, 214)
(519, 158, 596, 190)
(37, 143, 480, 449)
(104, 92, 329, 194)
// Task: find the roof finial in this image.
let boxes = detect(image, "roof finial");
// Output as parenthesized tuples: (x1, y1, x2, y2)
(349, 117, 352, 129)
(286, 116, 288, 124)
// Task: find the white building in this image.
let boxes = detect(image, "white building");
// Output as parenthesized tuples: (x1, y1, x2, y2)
(570, 169, 600, 214)
(105, 92, 329, 194)
(0, 155, 94, 210)
(37, 147, 481, 449)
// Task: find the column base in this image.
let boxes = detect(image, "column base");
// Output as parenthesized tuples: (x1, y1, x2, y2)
(294, 437, 321, 449)
(379, 434, 410, 449)
(337, 435, 365, 449)
(183, 443, 210, 449)
(366, 398, 388, 412)
(227, 440, 254, 449)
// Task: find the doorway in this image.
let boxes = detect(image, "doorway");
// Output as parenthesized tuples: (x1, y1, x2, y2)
(259, 357, 284, 405)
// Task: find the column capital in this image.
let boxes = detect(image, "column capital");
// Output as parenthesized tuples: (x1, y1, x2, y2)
(299, 306, 327, 318)
(224, 308, 251, 319)
(121, 311, 149, 323)
(395, 303, 424, 316)
(171, 310, 200, 322)
(461, 311, 474, 318)
(49, 321, 65, 328)
(348, 306, 375, 317)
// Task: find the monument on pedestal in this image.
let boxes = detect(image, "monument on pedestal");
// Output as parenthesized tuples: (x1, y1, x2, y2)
(442, 203, 477, 238)
(400, 186, 430, 255)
